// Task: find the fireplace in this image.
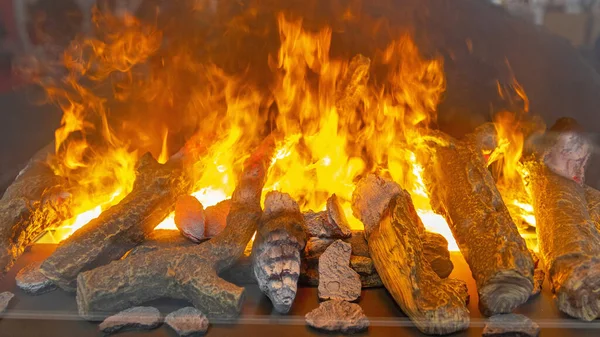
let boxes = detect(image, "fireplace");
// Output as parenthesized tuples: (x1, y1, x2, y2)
(1, 0, 600, 336)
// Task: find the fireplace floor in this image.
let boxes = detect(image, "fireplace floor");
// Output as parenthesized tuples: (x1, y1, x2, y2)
(0, 245, 599, 337)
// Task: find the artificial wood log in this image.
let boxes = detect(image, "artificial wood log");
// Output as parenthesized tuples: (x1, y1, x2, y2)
(303, 194, 352, 239)
(252, 191, 306, 314)
(423, 232, 454, 279)
(0, 143, 71, 275)
(418, 124, 534, 315)
(76, 140, 274, 320)
(352, 175, 469, 335)
(584, 185, 600, 233)
(40, 153, 192, 292)
(525, 159, 600, 321)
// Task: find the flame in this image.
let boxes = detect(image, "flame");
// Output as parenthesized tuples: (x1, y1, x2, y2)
(489, 73, 538, 250)
(40, 10, 468, 252)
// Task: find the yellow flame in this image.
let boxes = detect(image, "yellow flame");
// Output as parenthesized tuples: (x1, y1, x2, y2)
(491, 74, 537, 246)
(41, 11, 467, 252)
(158, 129, 169, 164)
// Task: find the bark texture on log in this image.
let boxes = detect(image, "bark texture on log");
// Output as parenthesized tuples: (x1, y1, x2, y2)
(0, 143, 70, 274)
(40, 153, 192, 292)
(525, 159, 600, 321)
(252, 191, 306, 314)
(419, 125, 534, 315)
(127, 230, 198, 257)
(585, 185, 600, 233)
(352, 175, 469, 335)
(76, 141, 273, 320)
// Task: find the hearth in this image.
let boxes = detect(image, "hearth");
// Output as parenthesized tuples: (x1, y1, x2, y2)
(2, 0, 600, 336)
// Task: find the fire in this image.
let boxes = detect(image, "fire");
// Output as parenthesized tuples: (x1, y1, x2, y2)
(488, 74, 539, 249)
(37, 9, 523, 253)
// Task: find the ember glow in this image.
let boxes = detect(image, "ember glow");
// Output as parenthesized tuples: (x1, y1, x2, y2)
(36, 9, 531, 252)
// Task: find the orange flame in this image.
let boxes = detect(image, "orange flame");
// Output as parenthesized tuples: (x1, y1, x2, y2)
(42, 11, 460, 250)
(489, 72, 537, 249)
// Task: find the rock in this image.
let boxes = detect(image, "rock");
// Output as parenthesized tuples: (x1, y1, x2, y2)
(128, 230, 198, 257)
(303, 194, 352, 238)
(305, 300, 369, 334)
(99, 306, 162, 334)
(165, 307, 209, 337)
(318, 240, 361, 301)
(15, 261, 57, 295)
(204, 199, 230, 238)
(483, 314, 540, 337)
(0, 291, 14, 315)
(174, 196, 206, 242)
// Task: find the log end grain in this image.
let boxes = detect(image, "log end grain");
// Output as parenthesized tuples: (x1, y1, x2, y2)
(552, 257, 600, 321)
(478, 270, 534, 316)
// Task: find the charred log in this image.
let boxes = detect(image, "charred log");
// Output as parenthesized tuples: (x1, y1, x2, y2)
(418, 124, 534, 315)
(40, 153, 192, 292)
(76, 140, 274, 320)
(252, 191, 306, 314)
(352, 174, 469, 335)
(525, 159, 600, 321)
(0, 143, 71, 274)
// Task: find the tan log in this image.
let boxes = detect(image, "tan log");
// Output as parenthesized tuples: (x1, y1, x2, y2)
(352, 174, 469, 335)
(417, 124, 534, 315)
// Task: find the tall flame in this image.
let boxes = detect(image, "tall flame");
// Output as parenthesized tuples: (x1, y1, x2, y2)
(41, 10, 461, 251)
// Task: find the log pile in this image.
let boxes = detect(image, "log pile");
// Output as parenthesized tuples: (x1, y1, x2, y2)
(252, 191, 306, 313)
(0, 143, 71, 275)
(352, 174, 470, 335)
(417, 124, 534, 315)
(524, 119, 600, 321)
(75, 140, 274, 320)
(40, 153, 192, 292)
